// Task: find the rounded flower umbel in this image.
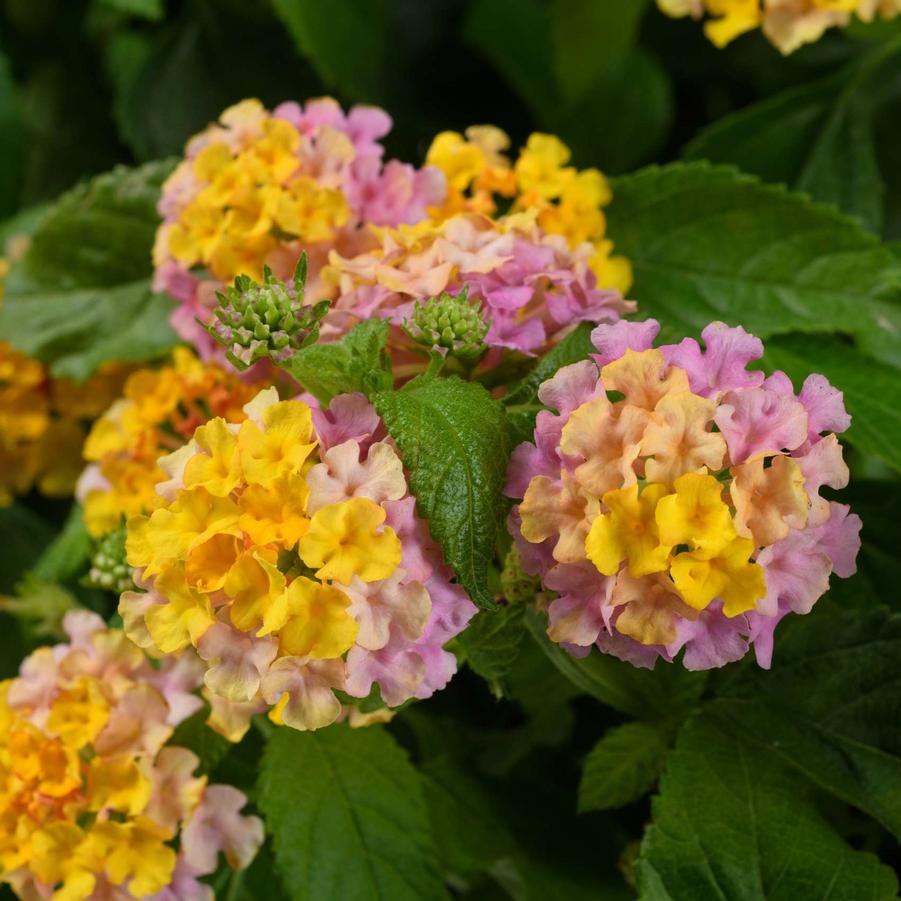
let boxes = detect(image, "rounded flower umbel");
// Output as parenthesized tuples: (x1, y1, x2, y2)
(153, 97, 445, 359)
(123, 388, 476, 736)
(506, 319, 860, 670)
(0, 610, 262, 900)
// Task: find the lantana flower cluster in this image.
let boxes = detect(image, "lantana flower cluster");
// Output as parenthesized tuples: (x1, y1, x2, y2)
(425, 128, 632, 293)
(123, 387, 476, 737)
(0, 341, 129, 507)
(506, 319, 860, 670)
(153, 97, 444, 357)
(153, 98, 633, 368)
(77, 349, 261, 538)
(658, 0, 901, 54)
(0, 610, 262, 900)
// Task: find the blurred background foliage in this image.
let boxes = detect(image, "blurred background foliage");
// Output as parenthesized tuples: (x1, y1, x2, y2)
(1, 0, 901, 237)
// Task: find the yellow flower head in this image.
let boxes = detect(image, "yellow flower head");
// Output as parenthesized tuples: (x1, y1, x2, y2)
(511, 319, 858, 667)
(123, 388, 469, 735)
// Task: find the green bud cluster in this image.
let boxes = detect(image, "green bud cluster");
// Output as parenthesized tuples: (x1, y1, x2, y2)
(205, 254, 330, 371)
(402, 286, 490, 360)
(87, 526, 134, 595)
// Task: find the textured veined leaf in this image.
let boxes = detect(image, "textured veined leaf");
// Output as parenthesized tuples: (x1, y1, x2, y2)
(258, 724, 447, 901)
(287, 319, 392, 403)
(374, 376, 511, 609)
(578, 721, 669, 812)
(636, 711, 899, 901)
(0, 161, 178, 378)
(684, 37, 901, 234)
(606, 162, 901, 367)
(715, 602, 901, 840)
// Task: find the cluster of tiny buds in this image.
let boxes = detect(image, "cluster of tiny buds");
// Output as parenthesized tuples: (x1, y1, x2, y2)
(402, 286, 490, 360)
(87, 525, 135, 595)
(205, 254, 330, 370)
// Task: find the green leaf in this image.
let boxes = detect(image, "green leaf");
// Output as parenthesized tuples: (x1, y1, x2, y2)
(841, 481, 901, 599)
(287, 319, 392, 403)
(763, 333, 901, 474)
(685, 37, 901, 233)
(272, 0, 387, 102)
(373, 376, 511, 609)
(713, 602, 901, 840)
(606, 162, 901, 367)
(8, 160, 172, 292)
(0, 281, 176, 380)
(419, 755, 521, 885)
(636, 711, 899, 901)
(465, 0, 668, 173)
(457, 603, 525, 688)
(257, 723, 447, 901)
(578, 721, 669, 812)
(31, 503, 91, 584)
(0, 51, 24, 217)
(524, 608, 705, 720)
(0, 161, 178, 378)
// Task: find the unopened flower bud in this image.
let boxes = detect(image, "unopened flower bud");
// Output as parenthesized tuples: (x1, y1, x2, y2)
(205, 254, 330, 371)
(86, 526, 135, 595)
(402, 286, 490, 360)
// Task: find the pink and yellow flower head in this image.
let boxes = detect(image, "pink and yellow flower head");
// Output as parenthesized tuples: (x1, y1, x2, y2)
(0, 341, 131, 507)
(154, 97, 446, 359)
(324, 212, 634, 360)
(123, 388, 477, 737)
(657, 0, 901, 54)
(506, 319, 860, 670)
(425, 128, 632, 294)
(0, 610, 262, 900)
(77, 349, 263, 538)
